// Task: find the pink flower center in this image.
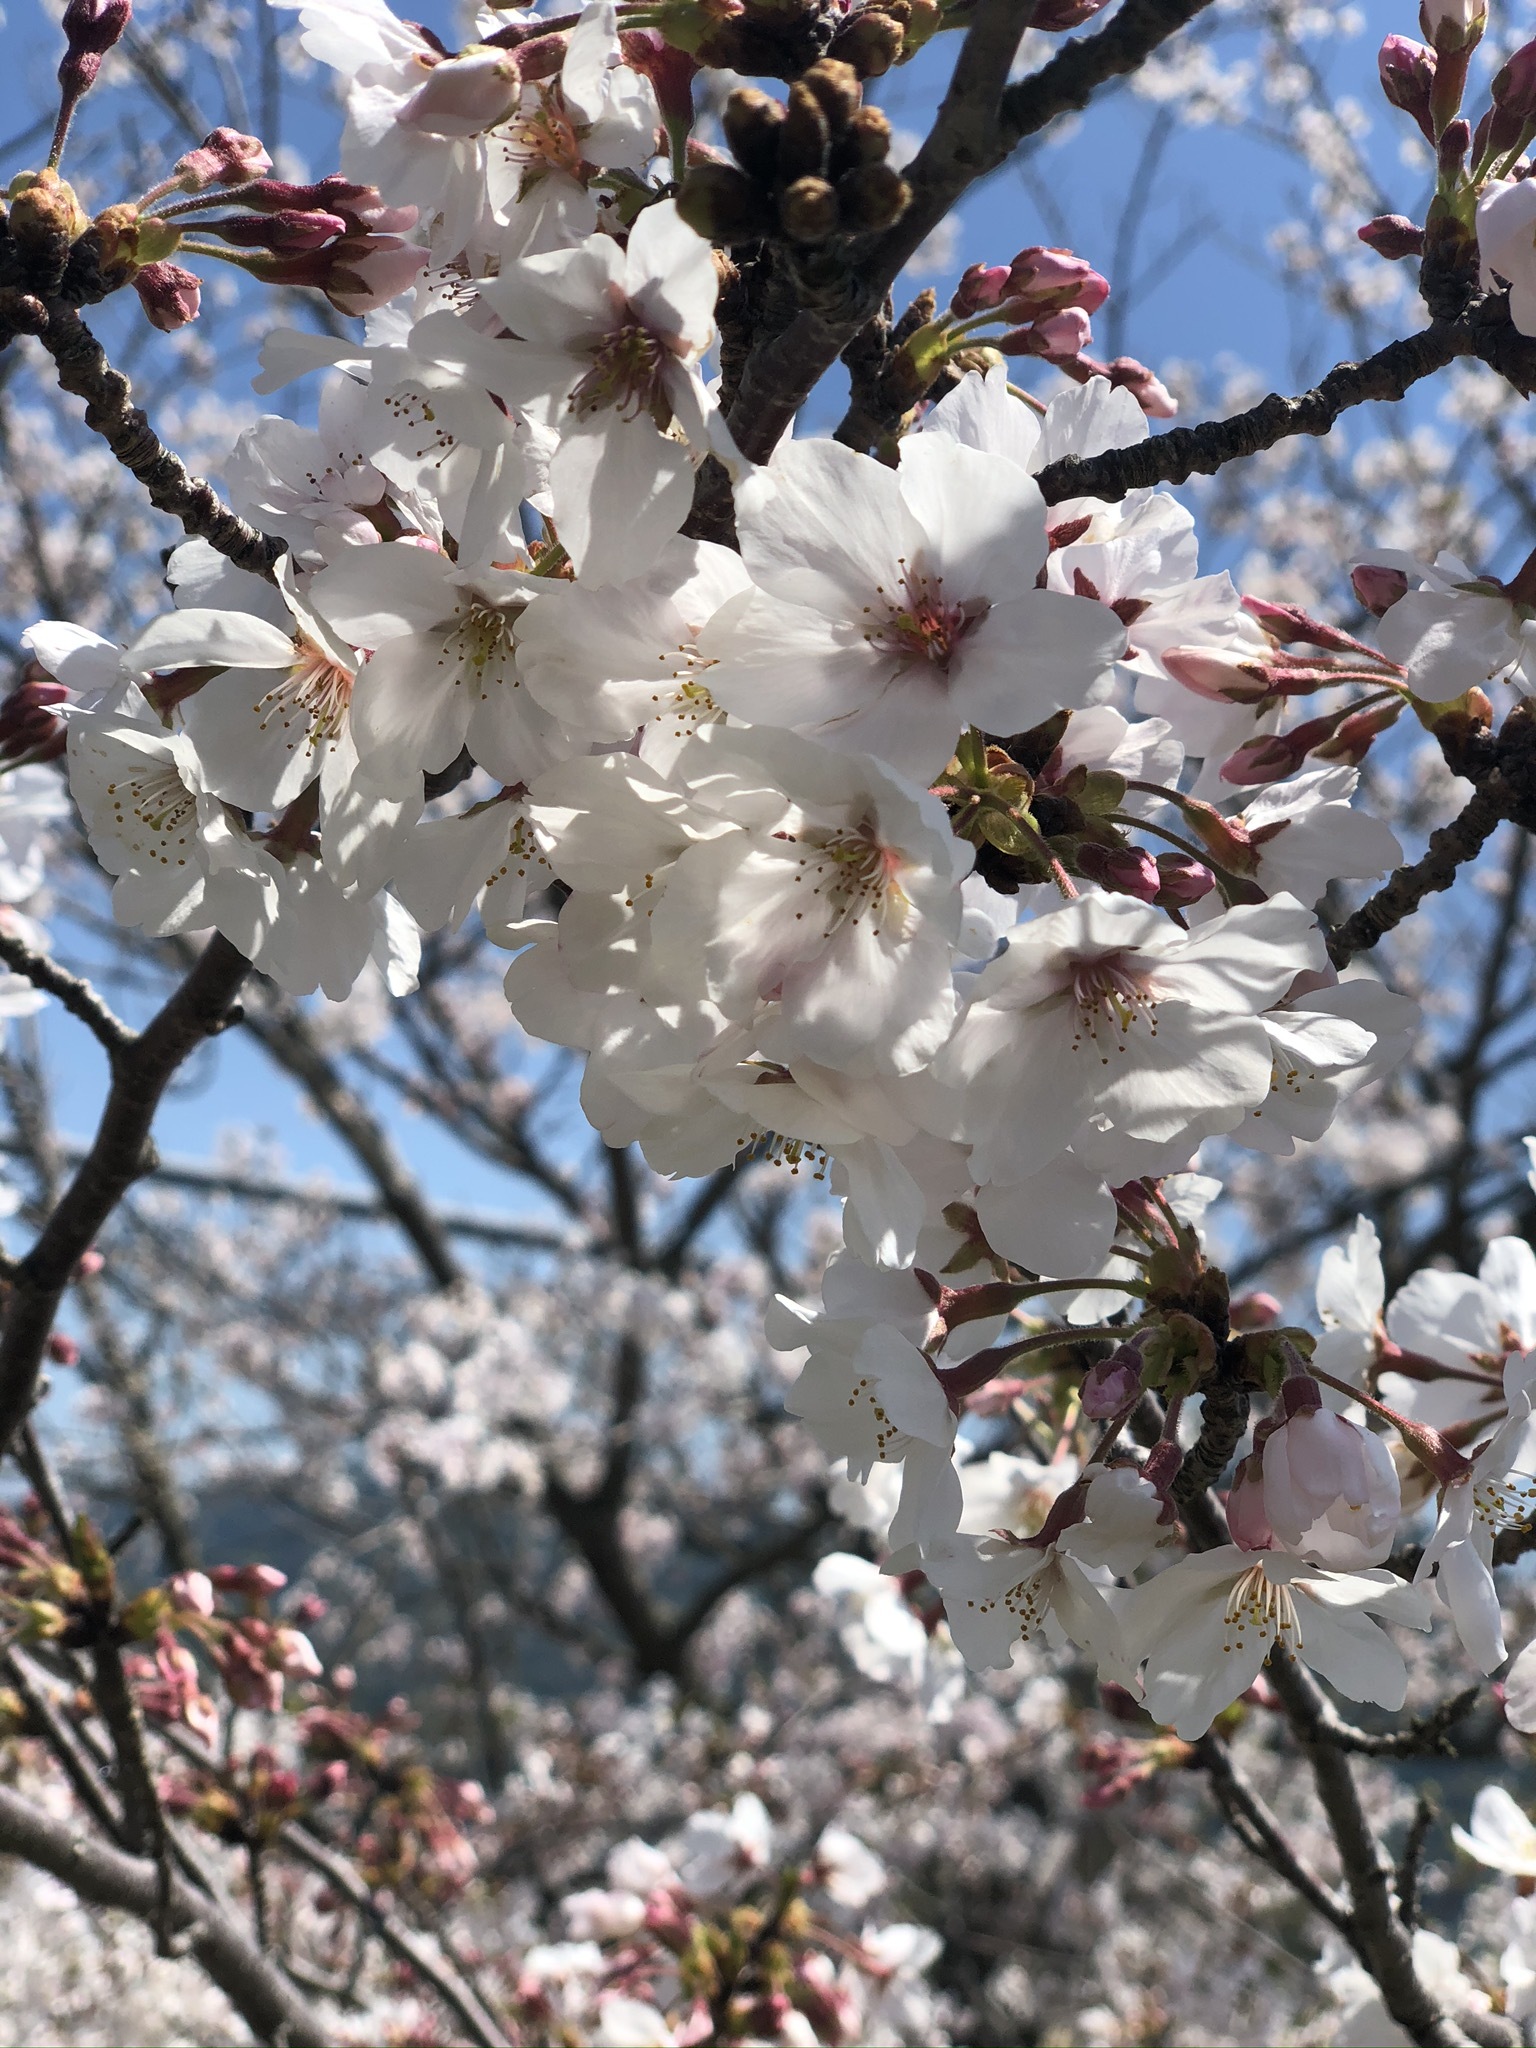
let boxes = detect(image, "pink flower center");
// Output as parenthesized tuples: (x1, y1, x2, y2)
(866, 568, 977, 672)
(256, 637, 355, 754)
(792, 817, 912, 942)
(1069, 951, 1159, 1056)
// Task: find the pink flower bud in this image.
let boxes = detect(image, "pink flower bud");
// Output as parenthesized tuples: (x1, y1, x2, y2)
(1226, 1453, 1275, 1552)
(322, 237, 428, 314)
(1005, 245, 1111, 316)
(61, 0, 131, 57)
(1358, 213, 1426, 260)
(1229, 1292, 1283, 1331)
(1261, 1405, 1400, 1568)
(168, 1570, 215, 1618)
(950, 262, 1011, 316)
(1081, 1346, 1144, 1417)
(45, 1331, 78, 1365)
(199, 208, 348, 253)
(1154, 853, 1215, 907)
(1495, 37, 1536, 116)
(1351, 562, 1409, 615)
(1313, 697, 1403, 766)
(172, 127, 272, 191)
(236, 176, 410, 233)
(1379, 35, 1437, 140)
(1162, 645, 1276, 705)
(1106, 355, 1177, 418)
(999, 306, 1093, 358)
(132, 259, 201, 331)
(399, 47, 520, 137)
(210, 1562, 287, 1597)
(1219, 723, 1327, 786)
(1076, 841, 1161, 901)
(272, 1625, 323, 1678)
(619, 29, 697, 126)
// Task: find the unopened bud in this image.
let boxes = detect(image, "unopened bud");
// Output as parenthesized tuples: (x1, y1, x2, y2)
(169, 1570, 216, 1618)
(1419, 0, 1485, 56)
(1106, 355, 1177, 418)
(951, 262, 1011, 316)
(778, 174, 840, 243)
(198, 208, 348, 253)
(7, 169, 89, 270)
(1081, 1345, 1144, 1417)
(1351, 562, 1409, 615)
(618, 29, 698, 126)
(1313, 696, 1403, 765)
(45, 1332, 78, 1366)
(827, 8, 906, 76)
(1220, 725, 1324, 786)
(1358, 212, 1425, 259)
(1005, 244, 1110, 317)
(1378, 34, 1437, 141)
(676, 163, 775, 243)
(1482, 40, 1536, 161)
(780, 80, 832, 181)
(1240, 594, 1387, 660)
(835, 160, 909, 231)
(57, 0, 130, 100)
(132, 258, 201, 330)
(1162, 644, 1276, 705)
(1229, 1292, 1283, 1331)
(1226, 1453, 1274, 1551)
(1076, 841, 1161, 901)
(798, 57, 862, 131)
(999, 306, 1093, 358)
(722, 86, 786, 182)
(1154, 852, 1215, 907)
(172, 127, 272, 191)
(1438, 115, 1470, 175)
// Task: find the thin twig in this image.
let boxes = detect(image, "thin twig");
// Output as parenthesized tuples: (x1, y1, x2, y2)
(1327, 792, 1505, 967)
(1193, 1732, 1350, 1933)
(0, 928, 134, 1055)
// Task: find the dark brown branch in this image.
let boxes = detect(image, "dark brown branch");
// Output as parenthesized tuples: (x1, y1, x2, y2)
(1194, 1732, 1350, 1933)
(3, 1645, 125, 1843)
(36, 303, 282, 580)
(1397, 1794, 1435, 1932)
(722, 0, 1218, 466)
(1035, 320, 1469, 506)
(0, 1779, 333, 2046)
(1302, 1685, 1482, 1760)
(0, 933, 249, 1458)
(0, 928, 133, 1054)
(1327, 792, 1504, 966)
(1267, 1652, 1499, 2048)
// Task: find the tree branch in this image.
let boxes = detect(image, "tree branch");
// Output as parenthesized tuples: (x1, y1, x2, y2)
(1035, 320, 1469, 507)
(37, 302, 282, 580)
(1327, 792, 1505, 967)
(722, 0, 1218, 465)
(0, 927, 133, 1054)
(1194, 1732, 1350, 1933)
(0, 1779, 333, 2046)
(0, 933, 249, 1457)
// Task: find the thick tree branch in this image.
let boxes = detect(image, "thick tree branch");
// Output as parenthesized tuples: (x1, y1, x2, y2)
(0, 1779, 333, 2046)
(37, 303, 282, 580)
(1036, 320, 1469, 507)
(0, 933, 249, 1457)
(722, 0, 1218, 465)
(1327, 793, 1505, 966)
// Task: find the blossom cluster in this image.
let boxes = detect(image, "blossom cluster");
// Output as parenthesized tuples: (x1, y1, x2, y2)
(15, 0, 1536, 1847)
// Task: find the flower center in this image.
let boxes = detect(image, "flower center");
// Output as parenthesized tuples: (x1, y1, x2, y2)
(866, 567, 977, 672)
(104, 762, 197, 866)
(503, 85, 583, 182)
(1475, 1470, 1536, 1532)
(256, 638, 354, 754)
(569, 319, 668, 423)
(791, 816, 911, 943)
(1222, 1563, 1304, 1656)
(1069, 951, 1159, 1057)
(958, 1552, 1051, 1642)
(442, 601, 516, 700)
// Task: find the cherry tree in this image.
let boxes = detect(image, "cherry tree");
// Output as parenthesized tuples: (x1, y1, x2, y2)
(6, 0, 1536, 2042)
